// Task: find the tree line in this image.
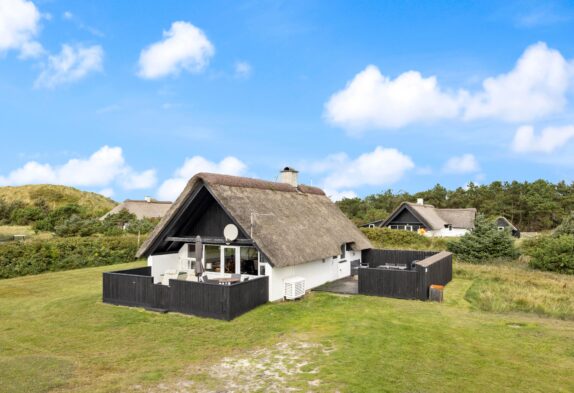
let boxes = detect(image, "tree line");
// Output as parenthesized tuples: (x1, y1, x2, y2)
(337, 179, 574, 232)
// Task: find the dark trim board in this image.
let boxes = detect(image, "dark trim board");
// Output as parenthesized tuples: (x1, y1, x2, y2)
(165, 236, 254, 245)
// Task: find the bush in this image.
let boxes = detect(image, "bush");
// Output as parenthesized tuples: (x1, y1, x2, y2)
(447, 214, 517, 263)
(527, 235, 574, 274)
(362, 227, 431, 249)
(554, 213, 574, 236)
(0, 236, 139, 279)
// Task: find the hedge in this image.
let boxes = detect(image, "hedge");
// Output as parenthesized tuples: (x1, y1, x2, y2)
(361, 227, 451, 251)
(0, 235, 139, 279)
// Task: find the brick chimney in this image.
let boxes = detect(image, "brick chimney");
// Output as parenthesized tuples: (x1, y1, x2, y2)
(279, 167, 299, 187)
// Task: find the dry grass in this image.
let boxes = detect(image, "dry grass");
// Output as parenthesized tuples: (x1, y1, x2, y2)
(455, 260, 574, 320)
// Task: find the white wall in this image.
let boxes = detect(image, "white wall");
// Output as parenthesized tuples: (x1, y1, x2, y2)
(425, 228, 469, 237)
(265, 249, 362, 302)
(148, 253, 179, 283)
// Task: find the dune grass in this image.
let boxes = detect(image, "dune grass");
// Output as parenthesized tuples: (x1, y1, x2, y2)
(0, 261, 573, 392)
(455, 260, 574, 320)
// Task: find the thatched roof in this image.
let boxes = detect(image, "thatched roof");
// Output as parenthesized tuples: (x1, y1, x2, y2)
(137, 173, 372, 267)
(383, 202, 476, 230)
(101, 200, 172, 220)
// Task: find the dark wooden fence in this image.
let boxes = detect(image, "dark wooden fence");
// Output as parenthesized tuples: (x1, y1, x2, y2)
(358, 250, 452, 300)
(362, 249, 438, 268)
(102, 267, 268, 320)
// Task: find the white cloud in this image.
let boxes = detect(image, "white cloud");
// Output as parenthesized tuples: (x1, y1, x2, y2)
(325, 42, 574, 131)
(324, 65, 462, 130)
(157, 156, 247, 201)
(98, 187, 114, 198)
(512, 124, 574, 153)
(138, 21, 214, 79)
(62, 11, 73, 20)
(0, 0, 44, 58)
(464, 42, 574, 122)
(443, 154, 480, 174)
(322, 147, 414, 190)
(234, 61, 252, 78)
(323, 189, 358, 202)
(34, 44, 103, 88)
(301, 147, 414, 200)
(119, 169, 157, 190)
(0, 146, 156, 191)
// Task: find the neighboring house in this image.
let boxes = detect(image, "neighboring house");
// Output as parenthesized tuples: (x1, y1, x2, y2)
(496, 216, 520, 238)
(375, 199, 476, 237)
(361, 219, 385, 228)
(136, 168, 372, 302)
(100, 198, 172, 220)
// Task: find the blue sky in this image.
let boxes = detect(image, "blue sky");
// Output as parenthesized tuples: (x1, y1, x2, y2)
(1, 0, 574, 202)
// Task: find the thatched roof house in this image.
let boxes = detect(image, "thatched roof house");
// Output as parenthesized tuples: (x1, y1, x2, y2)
(373, 199, 476, 237)
(101, 198, 172, 221)
(138, 168, 372, 301)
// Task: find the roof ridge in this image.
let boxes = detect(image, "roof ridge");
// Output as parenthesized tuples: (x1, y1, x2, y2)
(196, 172, 325, 195)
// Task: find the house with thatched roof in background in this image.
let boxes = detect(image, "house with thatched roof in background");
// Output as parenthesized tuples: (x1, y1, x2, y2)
(100, 198, 172, 221)
(365, 199, 476, 237)
(136, 167, 372, 301)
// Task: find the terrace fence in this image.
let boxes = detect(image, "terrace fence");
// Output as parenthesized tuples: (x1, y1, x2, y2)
(358, 250, 452, 300)
(102, 266, 268, 320)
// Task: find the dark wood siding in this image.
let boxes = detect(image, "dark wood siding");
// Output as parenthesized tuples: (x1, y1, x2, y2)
(387, 209, 423, 225)
(362, 249, 437, 268)
(358, 249, 452, 300)
(103, 267, 268, 320)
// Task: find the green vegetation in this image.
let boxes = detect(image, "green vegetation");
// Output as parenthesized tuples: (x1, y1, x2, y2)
(447, 215, 518, 263)
(0, 262, 572, 392)
(526, 235, 574, 274)
(0, 184, 116, 216)
(0, 236, 139, 279)
(456, 261, 574, 320)
(52, 208, 159, 237)
(338, 179, 574, 231)
(361, 227, 450, 250)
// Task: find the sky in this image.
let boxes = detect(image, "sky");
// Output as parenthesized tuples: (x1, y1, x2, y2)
(1, 0, 574, 202)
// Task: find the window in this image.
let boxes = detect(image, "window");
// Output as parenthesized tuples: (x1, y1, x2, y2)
(204, 245, 220, 272)
(259, 264, 266, 276)
(340, 243, 346, 258)
(240, 247, 259, 275)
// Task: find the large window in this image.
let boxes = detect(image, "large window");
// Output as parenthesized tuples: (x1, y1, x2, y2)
(240, 247, 259, 275)
(204, 245, 220, 272)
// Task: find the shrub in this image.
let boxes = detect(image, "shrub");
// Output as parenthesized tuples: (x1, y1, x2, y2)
(447, 214, 517, 263)
(528, 235, 574, 274)
(0, 236, 139, 279)
(554, 213, 574, 236)
(362, 227, 431, 249)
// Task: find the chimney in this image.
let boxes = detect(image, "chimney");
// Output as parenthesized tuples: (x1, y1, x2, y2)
(279, 166, 299, 187)
(144, 196, 152, 203)
(417, 198, 424, 205)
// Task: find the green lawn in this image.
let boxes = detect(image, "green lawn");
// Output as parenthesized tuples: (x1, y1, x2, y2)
(0, 262, 573, 392)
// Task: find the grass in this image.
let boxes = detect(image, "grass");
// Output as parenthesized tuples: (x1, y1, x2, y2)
(0, 262, 573, 392)
(0, 184, 116, 215)
(455, 260, 574, 320)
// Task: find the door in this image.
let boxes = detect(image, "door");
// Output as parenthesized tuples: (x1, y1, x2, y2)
(221, 246, 239, 274)
(338, 260, 350, 279)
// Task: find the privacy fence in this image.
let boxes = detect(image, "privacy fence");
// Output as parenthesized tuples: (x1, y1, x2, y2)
(102, 267, 269, 320)
(359, 249, 452, 300)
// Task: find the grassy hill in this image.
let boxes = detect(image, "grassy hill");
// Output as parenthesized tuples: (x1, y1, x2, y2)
(0, 184, 116, 217)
